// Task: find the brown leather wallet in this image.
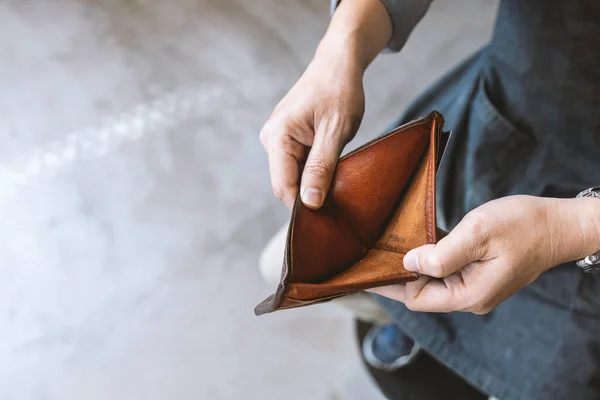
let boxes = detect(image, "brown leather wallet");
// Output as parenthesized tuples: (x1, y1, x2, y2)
(255, 111, 446, 316)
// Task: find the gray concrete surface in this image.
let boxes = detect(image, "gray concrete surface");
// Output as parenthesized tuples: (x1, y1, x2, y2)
(0, 1, 497, 399)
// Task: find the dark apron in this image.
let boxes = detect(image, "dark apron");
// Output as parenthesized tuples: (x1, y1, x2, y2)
(376, 1, 600, 399)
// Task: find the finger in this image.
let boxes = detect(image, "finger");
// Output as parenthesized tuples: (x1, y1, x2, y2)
(404, 275, 459, 312)
(369, 277, 461, 313)
(403, 214, 491, 278)
(299, 123, 345, 209)
(267, 133, 307, 209)
(260, 118, 314, 152)
(404, 274, 433, 302)
(259, 126, 269, 151)
(367, 284, 406, 302)
(404, 263, 496, 313)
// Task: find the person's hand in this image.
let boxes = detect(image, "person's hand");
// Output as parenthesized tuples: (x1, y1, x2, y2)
(370, 195, 600, 314)
(259, 0, 393, 209)
(260, 51, 365, 209)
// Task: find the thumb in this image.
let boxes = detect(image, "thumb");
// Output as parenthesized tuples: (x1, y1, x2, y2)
(403, 219, 489, 278)
(300, 128, 345, 209)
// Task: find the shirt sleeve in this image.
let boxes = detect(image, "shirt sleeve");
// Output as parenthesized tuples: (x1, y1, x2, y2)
(330, 0, 433, 53)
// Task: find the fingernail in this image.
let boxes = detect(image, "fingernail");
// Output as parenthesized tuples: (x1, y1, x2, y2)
(301, 187, 322, 208)
(404, 251, 421, 273)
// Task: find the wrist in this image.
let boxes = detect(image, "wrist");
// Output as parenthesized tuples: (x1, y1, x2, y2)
(547, 197, 600, 267)
(314, 33, 366, 73)
(318, 0, 392, 72)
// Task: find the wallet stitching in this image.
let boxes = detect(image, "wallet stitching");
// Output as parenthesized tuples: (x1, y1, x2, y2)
(427, 114, 442, 243)
(283, 198, 299, 285)
(285, 291, 357, 303)
(286, 272, 419, 302)
(426, 143, 433, 242)
(425, 122, 433, 243)
(338, 113, 434, 164)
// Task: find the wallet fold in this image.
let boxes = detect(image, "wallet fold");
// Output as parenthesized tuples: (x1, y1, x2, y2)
(255, 111, 446, 315)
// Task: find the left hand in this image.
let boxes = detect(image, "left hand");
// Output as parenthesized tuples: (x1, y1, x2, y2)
(370, 195, 586, 314)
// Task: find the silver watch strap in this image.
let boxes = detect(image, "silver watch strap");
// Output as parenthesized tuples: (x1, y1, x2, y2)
(577, 253, 600, 273)
(576, 186, 600, 199)
(576, 186, 600, 273)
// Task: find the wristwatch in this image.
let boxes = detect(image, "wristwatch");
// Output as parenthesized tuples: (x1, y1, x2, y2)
(576, 186, 600, 273)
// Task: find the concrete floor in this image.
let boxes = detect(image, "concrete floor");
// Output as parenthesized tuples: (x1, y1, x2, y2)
(0, 1, 497, 399)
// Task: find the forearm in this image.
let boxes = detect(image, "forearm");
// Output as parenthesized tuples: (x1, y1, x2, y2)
(549, 197, 600, 266)
(318, 0, 392, 72)
(319, 0, 434, 72)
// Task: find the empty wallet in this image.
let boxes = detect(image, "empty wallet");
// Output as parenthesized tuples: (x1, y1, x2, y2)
(255, 111, 447, 316)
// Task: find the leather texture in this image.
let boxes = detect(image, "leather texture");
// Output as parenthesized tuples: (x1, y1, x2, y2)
(255, 111, 446, 315)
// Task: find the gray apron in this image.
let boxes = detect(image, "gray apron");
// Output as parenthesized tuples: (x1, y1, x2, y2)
(375, 1, 600, 399)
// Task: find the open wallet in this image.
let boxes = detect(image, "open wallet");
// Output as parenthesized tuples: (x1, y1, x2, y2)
(255, 111, 449, 316)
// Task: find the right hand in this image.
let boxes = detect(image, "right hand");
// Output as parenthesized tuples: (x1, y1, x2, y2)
(260, 51, 365, 210)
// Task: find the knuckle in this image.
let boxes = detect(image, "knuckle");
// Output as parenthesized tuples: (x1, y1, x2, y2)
(271, 184, 285, 201)
(261, 119, 284, 140)
(463, 210, 491, 241)
(404, 297, 421, 312)
(473, 306, 493, 315)
(404, 299, 417, 311)
(260, 119, 275, 136)
(323, 111, 362, 137)
(427, 254, 446, 277)
(279, 134, 303, 157)
(259, 127, 268, 146)
(304, 158, 333, 181)
(471, 298, 495, 315)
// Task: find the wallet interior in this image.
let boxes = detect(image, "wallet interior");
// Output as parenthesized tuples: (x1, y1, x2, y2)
(255, 111, 445, 315)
